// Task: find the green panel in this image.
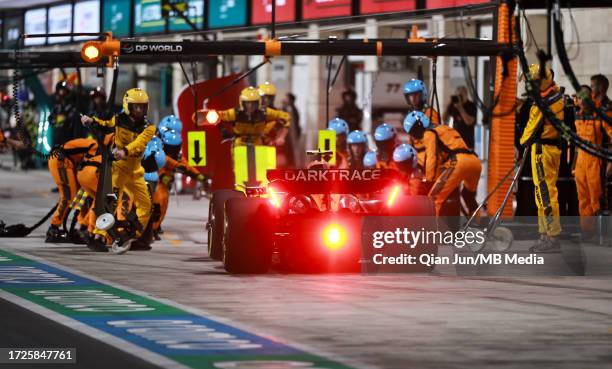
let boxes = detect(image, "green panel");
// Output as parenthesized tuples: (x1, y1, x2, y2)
(0, 249, 34, 263)
(103, 0, 132, 37)
(135, 0, 204, 34)
(208, 0, 247, 28)
(134, 0, 165, 34)
(169, 0, 204, 31)
(173, 354, 356, 369)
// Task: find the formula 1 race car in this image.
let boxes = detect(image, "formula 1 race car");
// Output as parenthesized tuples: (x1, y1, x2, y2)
(207, 167, 436, 274)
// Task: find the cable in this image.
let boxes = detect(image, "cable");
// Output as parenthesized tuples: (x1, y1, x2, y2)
(429, 57, 441, 122)
(514, 3, 612, 161)
(178, 59, 198, 111)
(202, 57, 271, 104)
(550, 0, 612, 128)
(566, 4, 581, 61)
(521, 8, 540, 51)
(11, 37, 65, 161)
(325, 55, 333, 124)
(454, 10, 516, 121)
(106, 61, 119, 115)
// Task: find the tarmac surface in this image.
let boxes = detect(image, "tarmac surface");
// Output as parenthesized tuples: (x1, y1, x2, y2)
(0, 166, 611, 369)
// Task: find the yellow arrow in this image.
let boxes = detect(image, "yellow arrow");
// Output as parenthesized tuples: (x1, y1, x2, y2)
(187, 131, 206, 167)
(318, 129, 336, 165)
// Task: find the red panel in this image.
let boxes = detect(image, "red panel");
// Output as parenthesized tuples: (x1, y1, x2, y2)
(427, 0, 490, 8)
(252, 0, 296, 25)
(360, 0, 416, 14)
(176, 73, 247, 190)
(302, 0, 352, 20)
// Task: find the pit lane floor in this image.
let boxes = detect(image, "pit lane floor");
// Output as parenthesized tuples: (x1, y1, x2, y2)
(0, 168, 611, 369)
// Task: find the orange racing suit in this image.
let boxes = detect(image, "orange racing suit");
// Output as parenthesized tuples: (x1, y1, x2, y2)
(422, 125, 481, 215)
(48, 138, 97, 227)
(574, 106, 612, 230)
(152, 156, 202, 233)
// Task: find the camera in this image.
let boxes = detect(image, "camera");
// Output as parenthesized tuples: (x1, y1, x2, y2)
(451, 95, 459, 104)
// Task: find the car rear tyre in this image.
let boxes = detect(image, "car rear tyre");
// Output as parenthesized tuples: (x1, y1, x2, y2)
(223, 198, 273, 274)
(208, 189, 243, 260)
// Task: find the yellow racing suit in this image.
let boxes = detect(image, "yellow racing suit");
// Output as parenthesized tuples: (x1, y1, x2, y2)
(219, 107, 291, 146)
(93, 113, 156, 235)
(519, 84, 565, 237)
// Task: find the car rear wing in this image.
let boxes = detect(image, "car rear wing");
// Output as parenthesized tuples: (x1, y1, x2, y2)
(267, 169, 399, 194)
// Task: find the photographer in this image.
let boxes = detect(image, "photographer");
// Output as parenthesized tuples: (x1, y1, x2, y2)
(443, 86, 477, 149)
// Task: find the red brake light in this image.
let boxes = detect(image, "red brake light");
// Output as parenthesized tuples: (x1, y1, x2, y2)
(323, 223, 347, 250)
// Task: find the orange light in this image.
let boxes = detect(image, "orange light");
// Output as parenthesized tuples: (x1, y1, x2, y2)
(80, 33, 120, 66)
(206, 109, 220, 125)
(387, 185, 401, 207)
(323, 223, 347, 250)
(81, 42, 102, 63)
(268, 187, 281, 208)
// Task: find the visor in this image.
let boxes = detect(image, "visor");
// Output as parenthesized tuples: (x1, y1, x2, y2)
(128, 103, 149, 115)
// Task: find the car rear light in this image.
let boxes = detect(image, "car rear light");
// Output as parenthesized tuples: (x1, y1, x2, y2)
(268, 187, 282, 208)
(386, 185, 401, 207)
(322, 223, 347, 250)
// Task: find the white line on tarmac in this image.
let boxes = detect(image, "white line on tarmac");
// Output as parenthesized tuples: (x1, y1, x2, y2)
(0, 290, 190, 369)
(3, 248, 379, 369)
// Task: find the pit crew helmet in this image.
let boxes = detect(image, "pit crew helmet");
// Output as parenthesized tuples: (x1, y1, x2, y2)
(403, 111, 431, 134)
(327, 118, 349, 135)
(374, 123, 396, 142)
(158, 115, 182, 135)
(89, 86, 106, 100)
(363, 151, 378, 168)
(240, 87, 261, 110)
(123, 88, 149, 117)
(523, 63, 554, 91)
(347, 130, 367, 145)
(393, 144, 418, 168)
(162, 129, 182, 159)
(148, 136, 163, 151)
(258, 82, 277, 96)
(403, 79, 428, 104)
(55, 80, 71, 94)
(142, 140, 167, 173)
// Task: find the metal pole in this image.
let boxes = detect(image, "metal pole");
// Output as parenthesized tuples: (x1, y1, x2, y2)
(271, 0, 277, 39)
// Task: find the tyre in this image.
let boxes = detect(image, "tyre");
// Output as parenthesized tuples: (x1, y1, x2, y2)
(207, 189, 243, 260)
(223, 198, 273, 274)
